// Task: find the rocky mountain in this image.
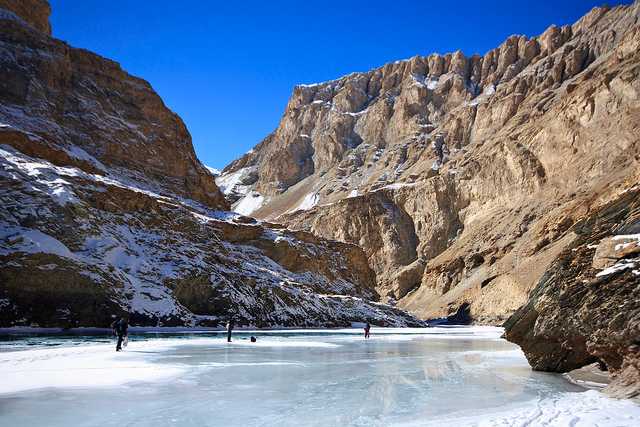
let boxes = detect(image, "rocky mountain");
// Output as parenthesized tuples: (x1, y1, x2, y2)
(0, 0, 227, 210)
(220, 2, 640, 325)
(0, 0, 423, 328)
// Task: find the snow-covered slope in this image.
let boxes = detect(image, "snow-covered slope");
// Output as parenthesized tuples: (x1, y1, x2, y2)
(0, 0, 423, 328)
(0, 143, 421, 327)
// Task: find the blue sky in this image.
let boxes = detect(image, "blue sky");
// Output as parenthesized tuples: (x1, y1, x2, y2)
(50, 0, 628, 169)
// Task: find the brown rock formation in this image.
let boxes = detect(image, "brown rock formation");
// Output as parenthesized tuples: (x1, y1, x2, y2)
(0, 144, 423, 327)
(221, 1, 640, 325)
(0, 1, 422, 328)
(0, 0, 228, 209)
(504, 186, 640, 398)
(0, 0, 51, 35)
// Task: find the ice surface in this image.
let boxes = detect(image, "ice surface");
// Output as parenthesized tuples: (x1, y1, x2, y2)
(1, 327, 638, 426)
(0, 340, 186, 394)
(423, 389, 640, 427)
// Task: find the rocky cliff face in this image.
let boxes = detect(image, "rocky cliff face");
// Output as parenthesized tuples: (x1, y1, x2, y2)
(220, 2, 640, 324)
(0, 0, 50, 35)
(0, 0, 422, 328)
(0, 0, 227, 209)
(504, 184, 640, 398)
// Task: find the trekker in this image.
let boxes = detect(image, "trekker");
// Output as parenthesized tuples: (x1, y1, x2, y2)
(111, 316, 129, 352)
(364, 322, 371, 339)
(226, 318, 234, 343)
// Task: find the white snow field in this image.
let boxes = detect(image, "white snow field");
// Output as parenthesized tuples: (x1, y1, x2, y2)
(0, 327, 639, 426)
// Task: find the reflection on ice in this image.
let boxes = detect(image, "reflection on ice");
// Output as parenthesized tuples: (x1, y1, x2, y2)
(0, 327, 638, 426)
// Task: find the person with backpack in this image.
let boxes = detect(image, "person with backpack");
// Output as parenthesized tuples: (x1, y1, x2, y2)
(364, 321, 371, 339)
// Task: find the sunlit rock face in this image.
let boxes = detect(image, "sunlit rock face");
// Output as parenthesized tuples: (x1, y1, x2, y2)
(0, 0, 228, 210)
(220, 2, 640, 325)
(0, 0, 424, 328)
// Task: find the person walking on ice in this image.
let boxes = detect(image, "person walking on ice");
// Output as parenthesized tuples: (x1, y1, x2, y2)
(111, 316, 129, 352)
(364, 321, 371, 339)
(226, 317, 235, 343)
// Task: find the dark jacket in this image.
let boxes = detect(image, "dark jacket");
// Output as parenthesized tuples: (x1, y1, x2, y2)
(111, 319, 128, 336)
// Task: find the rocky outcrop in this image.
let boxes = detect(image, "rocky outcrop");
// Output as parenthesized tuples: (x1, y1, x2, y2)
(0, 143, 423, 327)
(220, 1, 640, 324)
(0, 1, 423, 328)
(223, 3, 637, 203)
(278, 177, 463, 301)
(0, 0, 228, 209)
(0, 0, 51, 35)
(504, 186, 640, 398)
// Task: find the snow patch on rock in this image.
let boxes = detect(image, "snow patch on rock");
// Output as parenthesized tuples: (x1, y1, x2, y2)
(292, 192, 319, 212)
(612, 233, 640, 250)
(233, 192, 265, 216)
(0, 226, 75, 259)
(596, 260, 636, 277)
(205, 166, 221, 176)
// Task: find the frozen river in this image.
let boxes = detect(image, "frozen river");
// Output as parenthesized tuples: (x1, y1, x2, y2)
(1, 327, 639, 426)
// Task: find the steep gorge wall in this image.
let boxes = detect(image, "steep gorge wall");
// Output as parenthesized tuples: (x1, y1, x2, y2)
(505, 184, 640, 398)
(0, 0, 228, 209)
(221, 2, 640, 324)
(0, 0, 423, 328)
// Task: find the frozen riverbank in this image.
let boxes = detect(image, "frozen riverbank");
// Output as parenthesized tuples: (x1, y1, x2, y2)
(1, 327, 638, 426)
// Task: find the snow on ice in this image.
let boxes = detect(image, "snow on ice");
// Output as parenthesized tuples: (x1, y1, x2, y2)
(1, 328, 640, 427)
